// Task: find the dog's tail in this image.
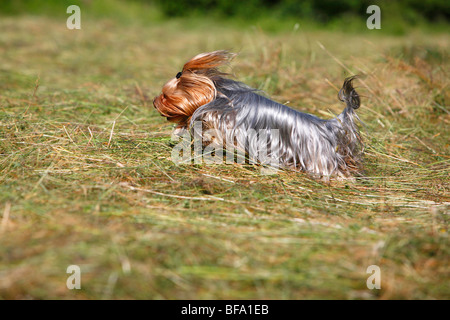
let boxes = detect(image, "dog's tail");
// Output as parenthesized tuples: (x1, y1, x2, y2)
(336, 76, 363, 174)
(338, 76, 360, 111)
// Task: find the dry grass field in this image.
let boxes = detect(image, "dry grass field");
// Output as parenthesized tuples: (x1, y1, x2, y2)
(0, 10, 448, 299)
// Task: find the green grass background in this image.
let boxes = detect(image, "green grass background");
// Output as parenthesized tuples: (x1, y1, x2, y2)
(0, 1, 448, 299)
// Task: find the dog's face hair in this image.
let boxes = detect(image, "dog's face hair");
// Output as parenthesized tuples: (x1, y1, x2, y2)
(153, 50, 363, 179)
(153, 51, 234, 127)
(153, 74, 216, 127)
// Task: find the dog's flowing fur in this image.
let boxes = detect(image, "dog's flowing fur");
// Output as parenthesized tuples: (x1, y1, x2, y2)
(153, 50, 363, 179)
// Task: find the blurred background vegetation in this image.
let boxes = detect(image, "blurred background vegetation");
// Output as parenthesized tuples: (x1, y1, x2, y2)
(0, 0, 448, 34)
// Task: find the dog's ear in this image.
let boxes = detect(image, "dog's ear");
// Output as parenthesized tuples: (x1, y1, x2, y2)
(182, 50, 236, 76)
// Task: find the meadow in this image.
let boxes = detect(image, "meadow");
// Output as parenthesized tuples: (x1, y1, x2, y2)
(0, 5, 449, 299)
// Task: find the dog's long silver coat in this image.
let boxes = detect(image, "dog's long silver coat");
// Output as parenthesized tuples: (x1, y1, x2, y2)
(190, 76, 363, 178)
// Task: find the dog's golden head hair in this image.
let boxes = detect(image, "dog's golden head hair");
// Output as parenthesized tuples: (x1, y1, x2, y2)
(153, 50, 235, 128)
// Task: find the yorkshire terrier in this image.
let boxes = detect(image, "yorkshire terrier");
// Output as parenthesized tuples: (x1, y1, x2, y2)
(153, 50, 363, 179)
